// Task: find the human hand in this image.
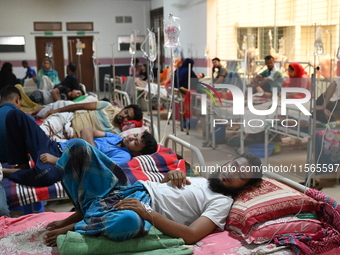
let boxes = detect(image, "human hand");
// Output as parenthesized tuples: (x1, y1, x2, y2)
(162, 170, 191, 188)
(114, 198, 150, 220)
(44, 109, 58, 119)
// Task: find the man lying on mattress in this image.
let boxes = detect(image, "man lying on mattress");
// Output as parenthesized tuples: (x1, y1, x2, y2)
(42, 144, 263, 247)
(2, 109, 157, 187)
(39, 101, 144, 141)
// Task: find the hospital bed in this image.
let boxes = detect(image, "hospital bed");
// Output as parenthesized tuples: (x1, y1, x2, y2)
(1, 133, 340, 255)
(3, 116, 159, 214)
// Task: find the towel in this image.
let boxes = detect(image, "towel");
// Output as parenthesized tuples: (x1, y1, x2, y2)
(57, 227, 193, 255)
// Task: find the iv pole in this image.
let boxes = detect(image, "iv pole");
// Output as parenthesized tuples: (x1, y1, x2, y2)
(157, 27, 161, 142)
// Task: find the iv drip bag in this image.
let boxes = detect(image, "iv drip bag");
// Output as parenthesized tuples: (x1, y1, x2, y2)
(76, 39, 83, 55)
(129, 33, 136, 55)
(164, 14, 180, 48)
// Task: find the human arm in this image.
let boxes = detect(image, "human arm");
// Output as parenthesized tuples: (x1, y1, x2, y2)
(80, 128, 106, 147)
(44, 101, 98, 118)
(50, 88, 61, 102)
(161, 170, 191, 188)
(214, 67, 228, 84)
(214, 76, 225, 84)
(114, 198, 217, 244)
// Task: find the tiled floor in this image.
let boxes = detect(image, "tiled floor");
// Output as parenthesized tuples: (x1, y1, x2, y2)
(32, 106, 340, 214)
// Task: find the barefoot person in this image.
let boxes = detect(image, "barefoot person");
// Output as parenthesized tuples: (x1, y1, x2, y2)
(3, 109, 157, 187)
(43, 143, 262, 247)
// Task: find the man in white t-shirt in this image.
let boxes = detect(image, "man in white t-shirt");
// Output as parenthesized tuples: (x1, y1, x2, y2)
(43, 139, 263, 247)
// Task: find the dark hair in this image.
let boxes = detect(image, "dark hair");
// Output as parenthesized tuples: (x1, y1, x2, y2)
(0, 85, 21, 102)
(135, 58, 139, 64)
(67, 62, 77, 72)
(264, 55, 274, 61)
(139, 130, 157, 155)
(22, 60, 28, 65)
(44, 58, 52, 64)
(125, 104, 143, 121)
(1, 62, 13, 73)
(288, 65, 294, 71)
(235, 152, 263, 186)
(212, 57, 220, 62)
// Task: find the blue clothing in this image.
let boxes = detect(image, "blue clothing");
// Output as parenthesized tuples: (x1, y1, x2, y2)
(6, 109, 62, 187)
(26, 66, 36, 78)
(0, 103, 34, 163)
(0, 103, 18, 163)
(60, 133, 132, 166)
(6, 109, 131, 187)
(57, 139, 151, 241)
(0, 103, 35, 163)
(174, 58, 198, 89)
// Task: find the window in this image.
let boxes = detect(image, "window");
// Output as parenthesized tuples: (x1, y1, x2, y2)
(0, 36, 25, 53)
(117, 35, 145, 51)
(237, 27, 284, 59)
(66, 22, 93, 31)
(34, 22, 62, 31)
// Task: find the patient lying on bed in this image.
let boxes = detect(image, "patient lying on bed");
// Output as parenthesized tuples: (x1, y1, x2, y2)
(3, 109, 157, 187)
(42, 148, 263, 247)
(40, 102, 143, 141)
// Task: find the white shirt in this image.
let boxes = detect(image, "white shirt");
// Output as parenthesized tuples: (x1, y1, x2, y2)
(140, 177, 233, 230)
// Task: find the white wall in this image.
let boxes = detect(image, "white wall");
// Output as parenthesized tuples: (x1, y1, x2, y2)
(0, 0, 151, 76)
(151, 0, 163, 10)
(163, 0, 208, 74)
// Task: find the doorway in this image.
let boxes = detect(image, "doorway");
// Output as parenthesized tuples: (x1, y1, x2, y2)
(67, 36, 94, 92)
(35, 37, 64, 80)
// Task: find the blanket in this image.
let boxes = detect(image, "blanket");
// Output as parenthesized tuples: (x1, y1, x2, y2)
(57, 227, 192, 255)
(0, 212, 73, 255)
(273, 189, 340, 255)
(3, 178, 67, 209)
(120, 145, 186, 184)
(191, 229, 293, 254)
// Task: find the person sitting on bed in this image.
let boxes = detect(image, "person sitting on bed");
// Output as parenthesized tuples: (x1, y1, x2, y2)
(251, 55, 284, 98)
(174, 58, 198, 90)
(37, 59, 61, 91)
(0, 85, 36, 164)
(42, 147, 263, 247)
(280, 62, 311, 99)
(2, 109, 157, 187)
(40, 103, 143, 141)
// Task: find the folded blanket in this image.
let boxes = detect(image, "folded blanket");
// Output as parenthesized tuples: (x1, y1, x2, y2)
(57, 227, 193, 255)
(273, 189, 340, 255)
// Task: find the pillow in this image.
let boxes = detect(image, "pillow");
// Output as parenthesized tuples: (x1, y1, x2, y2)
(228, 214, 322, 244)
(119, 127, 148, 138)
(120, 144, 186, 184)
(226, 178, 320, 235)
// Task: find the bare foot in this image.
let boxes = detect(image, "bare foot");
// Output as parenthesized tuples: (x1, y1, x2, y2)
(46, 211, 82, 231)
(40, 153, 59, 165)
(44, 224, 75, 247)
